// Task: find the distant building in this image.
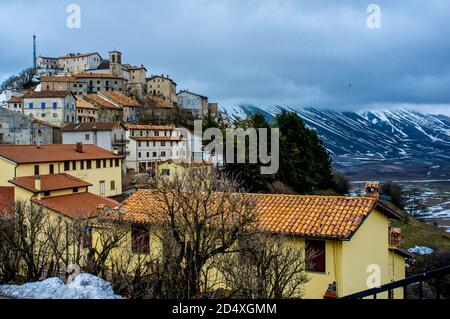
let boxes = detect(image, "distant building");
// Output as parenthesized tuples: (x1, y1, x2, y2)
(22, 91, 77, 127)
(126, 65, 147, 99)
(124, 124, 188, 173)
(62, 122, 128, 155)
(0, 107, 61, 145)
(40, 76, 87, 97)
(57, 52, 103, 74)
(35, 56, 62, 76)
(97, 92, 140, 123)
(6, 96, 24, 114)
(147, 75, 178, 105)
(76, 98, 98, 123)
(81, 94, 123, 122)
(75, 73, 127, 94)
(177, 90, 209, 118)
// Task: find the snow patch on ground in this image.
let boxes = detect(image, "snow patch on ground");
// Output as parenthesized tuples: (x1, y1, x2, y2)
(0, 273, 121, 299)
(408, 246, 434, 255)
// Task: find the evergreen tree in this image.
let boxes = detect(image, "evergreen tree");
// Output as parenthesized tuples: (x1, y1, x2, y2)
(275, 111, 333, 193)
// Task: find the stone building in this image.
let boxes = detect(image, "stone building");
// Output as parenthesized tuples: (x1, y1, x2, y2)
(22, 91, 77, 127)
(81, 94, 123, 122)
(177, 90, 209, 118)
(40, 76, 88, 97)
(147, 75, 178, 105)
(75, 73, 127, 94)
(76, 98, 98, 123)
(97, 92, 140, 123)
(6, 96, 24, 114)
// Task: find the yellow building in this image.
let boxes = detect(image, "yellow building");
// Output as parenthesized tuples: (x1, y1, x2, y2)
(106, 188, 410, 299)
(0, 143, 123, 198)
(157, 159, 213, 179)
(147, 75, 178, 105)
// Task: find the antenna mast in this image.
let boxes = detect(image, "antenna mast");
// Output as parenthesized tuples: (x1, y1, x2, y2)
(33, 35, 36, 69)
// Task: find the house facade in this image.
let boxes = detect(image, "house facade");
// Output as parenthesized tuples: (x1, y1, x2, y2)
(62, 122, 128, 155)
(106, 188, 409, 299)
(22, 91, 77, 127)
(76, 98, 99, 123)
(40, 76, 88, 97)
(97, 92, 140, 123)
(177, 90, 209, 118)
(6, 96, 24, 113)
(57, 53, 103, 74)
(125, 124, 188, 173)
(147, 75, 178, 105)
(75, 73, 127, 94)
(0, 144, 123, 198)
(81, 94, 123, 122)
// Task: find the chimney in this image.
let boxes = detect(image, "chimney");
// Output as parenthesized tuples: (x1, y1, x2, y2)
(389, 227, 401, 247)
(76, 142, 83, 153)
(365, 182, 380, 199)
(35, 175, 41, 192)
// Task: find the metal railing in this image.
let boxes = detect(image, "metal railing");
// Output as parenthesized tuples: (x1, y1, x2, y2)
(340, 265, 450, 299)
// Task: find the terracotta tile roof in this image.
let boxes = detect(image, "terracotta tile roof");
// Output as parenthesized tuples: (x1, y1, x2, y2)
(58, 52, 101, 59)
(83, 94, 122, 110)
(62, 122, 124, 132)
(145, 96, 173, 109)
(9, 173, 92, 193)
(0, 144, 122, 164)
(76, 99, 98, 110)
(23, 91, 70, 99)
(0, 187, 14, 216)
(131, 136, 185, 142)
(125, 124, 176, 130)
(32, 192, 119, 219)
(40, 76, 78, 83)
(6, 96, 23, 104)
(76, 72, 124, 80)
(33, 118, 61, 129)
(115, 190, 394, 240)
(99, 92, 141, 107)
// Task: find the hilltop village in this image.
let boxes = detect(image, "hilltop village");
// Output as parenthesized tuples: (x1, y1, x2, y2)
(0, 49, 414, 299)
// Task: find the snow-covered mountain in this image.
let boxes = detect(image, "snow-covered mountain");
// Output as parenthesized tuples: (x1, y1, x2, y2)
(223, 105, 450, 159)
(222, 105, 450, 180)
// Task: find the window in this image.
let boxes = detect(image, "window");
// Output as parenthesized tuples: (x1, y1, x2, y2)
(87, 160, 92, 170)
(44, 191, 51, 197)
(146, 152, 149, 158)
(96, 160, 101, 169)
(80, 161, 85, 170)
(66, 115, 69, 123)
(29, 103, 34, 109)
(110, 159, 113, 167)
(161, 141, 166, 147)
(115, 159, 120, 167)
(64, 161, 70, 171)
(131, 225, 150, 254)
(73, 187, 79, 193)
(49, 164, 54, 174)
(153, 152, 157, 157)
(110, 180, 116, 190)
(99, 181, 105, 196)
(161, 151, 166, 157)
(103, 159, 107, 168)
(305, 240, 326, 273)
(138, 152, 141, 158)
(161, 169, 170, 177)
(53, 102, 57, 109)
(85, 134, 90, 141)
(34, 165, 39, 175)
(41, 102, 46, 109)
(72, 161, 76, 170)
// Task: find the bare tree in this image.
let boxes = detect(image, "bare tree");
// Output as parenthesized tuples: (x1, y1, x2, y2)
(215, 234, 310, 299)
(148, 168, 260, 299)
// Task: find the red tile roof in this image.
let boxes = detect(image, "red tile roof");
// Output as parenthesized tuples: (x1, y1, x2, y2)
(7, 96, 23, 104)
(9, 173, 92, 193)
(62, 122, 124, 132)
(76, 99, 98, 110)
(115, 190, 401, 240)
(0, 144, 122, 164)
(83, 94, 121, 110)
(99, 92, 140, 107)
(23, 91, 70, 99)
(0, 187, 14, 216)
(40, 76, 78, 83)
(32, 192, 119, 219)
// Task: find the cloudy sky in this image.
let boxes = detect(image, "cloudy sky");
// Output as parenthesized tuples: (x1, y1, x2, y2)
(1, 0, 449, 114)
